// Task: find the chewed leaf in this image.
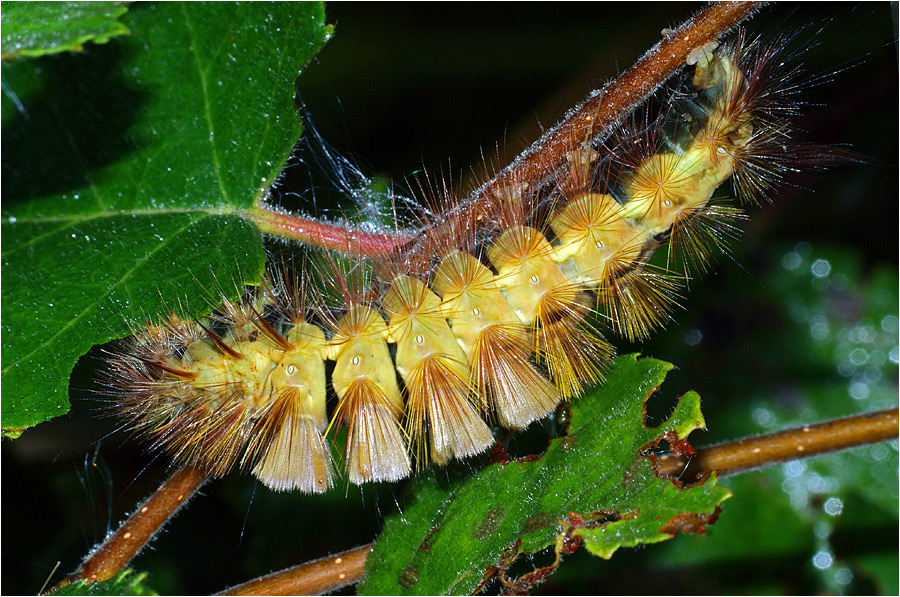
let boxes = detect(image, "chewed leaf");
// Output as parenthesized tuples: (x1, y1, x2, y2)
(1, 3, 332, 434)
(1, 1, 130, 60)
(359, 354, 732, 595)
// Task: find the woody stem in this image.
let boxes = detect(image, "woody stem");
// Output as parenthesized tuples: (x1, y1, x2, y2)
(422, 1, 764, 244)
(215, 544, 373, 596)
(248, 202, 413, 256)
(52, 466, 210, 591)
(655, 407, 899, 479)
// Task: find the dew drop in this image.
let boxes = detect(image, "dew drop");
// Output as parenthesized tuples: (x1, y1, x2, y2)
(781, 251, 802, 270)
(823, 497, 843, 516)
(812, 551, 833, 570)
(663, 199, 672, 206)
(811, 259, 831, 278)
(834, 568, 853, 585)
(595, 240, 603, 249)
(530, 275, 538, 284)
(415, 334, 424, 344)
(352, 356, 360, 366)
(684, 328, 702, 346)
(286, 364, 296, 375)
(472, 307, 480, 316)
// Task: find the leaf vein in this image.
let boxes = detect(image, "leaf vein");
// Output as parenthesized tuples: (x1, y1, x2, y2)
(2, 214, 209, 374)
(181, 2, 229, 205)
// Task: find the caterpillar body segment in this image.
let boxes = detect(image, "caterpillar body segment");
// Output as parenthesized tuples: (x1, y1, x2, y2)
(549, 192, 682, 341)
(327, 304, 411, 484)
(431, 250, 562, 430)
(382, 275, 494, 466)
(107, 39, 815, 493)
(249, 322, 332, 493)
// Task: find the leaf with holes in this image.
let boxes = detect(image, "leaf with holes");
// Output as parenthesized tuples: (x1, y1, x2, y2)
(1, 2, 332, 435)
(359, 355, 732, 595)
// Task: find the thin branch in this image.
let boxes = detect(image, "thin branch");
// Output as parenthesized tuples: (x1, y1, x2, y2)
(248, 203, 413, 255)
(216, 544, 373, 597)
(418, 1, 764, 247)
(655, 407, 899, 480)
(480, 1, 762, 195)
(53, 466, 210, 591)
(238, 406, 897, 596)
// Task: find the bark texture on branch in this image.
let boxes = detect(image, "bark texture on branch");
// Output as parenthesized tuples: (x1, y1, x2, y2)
(655, 407, 899, 480)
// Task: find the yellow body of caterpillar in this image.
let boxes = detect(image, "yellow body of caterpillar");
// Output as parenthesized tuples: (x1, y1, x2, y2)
(108, 39, 795, 492)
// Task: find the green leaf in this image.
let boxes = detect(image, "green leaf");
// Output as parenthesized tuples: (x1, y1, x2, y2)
(50, 570, 156, 596)
(1, 2, 333, 434)
(359, 355, 732, 595)
(1, 1, 130, 59)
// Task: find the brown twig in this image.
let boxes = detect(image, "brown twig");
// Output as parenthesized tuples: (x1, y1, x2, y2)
(53, 466, 210, 591)
(656, 407, 900, 480)
(481, 2, 761, 193)
(56, 408, 893, 595)
(216, 544, 373, 596)
(417, 1, 764, 247)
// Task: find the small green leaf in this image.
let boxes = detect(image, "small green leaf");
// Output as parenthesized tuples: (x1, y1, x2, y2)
(50, 570, 156, 596)
(1, 2, 332, 433)
(359, 355, 731, 595)
(1, 1, 130, 59)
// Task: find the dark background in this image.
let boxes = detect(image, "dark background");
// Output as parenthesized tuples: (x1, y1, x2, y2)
(3, 3, 896, 595)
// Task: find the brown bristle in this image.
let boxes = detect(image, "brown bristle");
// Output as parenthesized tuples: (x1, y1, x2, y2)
(332, 378, 411, 485)
(134, 356, 198, 381)
(194, 320, 245, 361)
(250, 387, 334, 493)
(600, 252, 682, 342)
(248, 303, 295, 352)
(668, 201, 748, 279)
(403, 353, 493, 466)
(532, 290, 613, 399)
(469, 323, 560, 430)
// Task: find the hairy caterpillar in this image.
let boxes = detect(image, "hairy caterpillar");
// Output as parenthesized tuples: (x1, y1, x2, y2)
(104, 22, 831, 494)
(2, 4, 895, 596)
